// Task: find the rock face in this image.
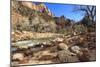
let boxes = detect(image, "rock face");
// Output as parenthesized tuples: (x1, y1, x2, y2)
(11, 0, 56, 33)
(21, 2, 36, 10)
(12, 0, 53, 16)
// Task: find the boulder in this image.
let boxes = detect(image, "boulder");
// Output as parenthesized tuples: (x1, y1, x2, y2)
(57, 43, 68, 50)
(77, 48, 90, 62)
(57, 50, 79, 63)
(70, 46, 81, 54)
(53, 37, 64, 43)
(12, 53, 24, 61)
(36, 51, 57, 60)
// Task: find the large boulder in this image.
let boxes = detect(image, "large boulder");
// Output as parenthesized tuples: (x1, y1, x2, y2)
(57, 50, 79, 63)
(77, 48, 90, 62)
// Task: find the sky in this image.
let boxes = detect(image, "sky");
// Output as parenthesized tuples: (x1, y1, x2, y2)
(44, 3, 85, 22)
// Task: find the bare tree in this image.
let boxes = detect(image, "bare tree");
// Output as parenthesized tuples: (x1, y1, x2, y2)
(74, 5, 96, 23)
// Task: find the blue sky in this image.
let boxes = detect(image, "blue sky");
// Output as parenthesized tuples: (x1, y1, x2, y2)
(44, 3, 85, 22)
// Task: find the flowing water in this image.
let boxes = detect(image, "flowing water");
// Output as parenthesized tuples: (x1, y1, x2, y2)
(11, 37, 55, 52)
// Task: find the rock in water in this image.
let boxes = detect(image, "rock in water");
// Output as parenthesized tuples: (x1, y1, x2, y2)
(57, 43, 68, 50)
(70, 46, 81, 54)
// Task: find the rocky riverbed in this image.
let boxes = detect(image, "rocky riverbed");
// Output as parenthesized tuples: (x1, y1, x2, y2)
(11, 31, 96, 66)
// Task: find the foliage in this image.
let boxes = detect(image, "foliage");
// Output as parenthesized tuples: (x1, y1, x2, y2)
(72, 24, 88, 35)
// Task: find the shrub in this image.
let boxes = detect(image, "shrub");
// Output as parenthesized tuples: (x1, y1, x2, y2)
(72, 24, 87, 35)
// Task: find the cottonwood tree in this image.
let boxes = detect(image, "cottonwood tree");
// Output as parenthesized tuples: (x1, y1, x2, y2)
(74, 5, 96, 23)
